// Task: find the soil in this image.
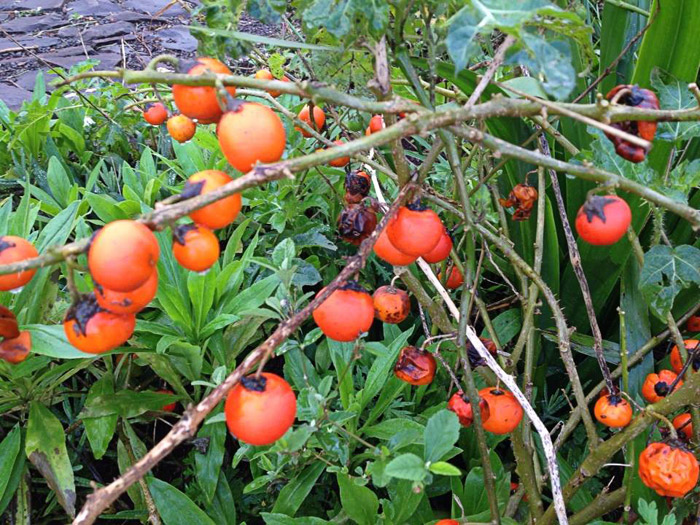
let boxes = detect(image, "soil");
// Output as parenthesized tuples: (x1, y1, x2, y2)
(0, 0, 283, 109)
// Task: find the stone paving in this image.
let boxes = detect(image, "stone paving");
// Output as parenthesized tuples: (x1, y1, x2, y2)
(0, 0, 281, 110)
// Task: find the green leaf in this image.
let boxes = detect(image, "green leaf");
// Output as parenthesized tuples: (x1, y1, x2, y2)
(336, 473, 379, 525)
(302, 0, 389, 41)
(247, 0, 285, 24)
(79, 390, 179, 419)
(190, 26, 343, 52)
(86, 193, 129, 223)
(0, 425, 21, 504)
(206, 473, 237, 525)
(363, 419, 425, 441)
(261, 513, 330, 524)
(424, 410, 460, 463)
(384, 453, 427, 481)
(360, 328, 412, 410)
(83, 375, 118, 459)
(651, 69, 700, 142)
(271, 462, 325, 516)
(640, 245, 700, 319)
(481, 308, 522, 345)
(47, 156, 72, 208)
(195, 413, 227, 504)
(25, 402, 76, 517)
(428, 461, 462, 476)
(24, 324, 92, 358)
(147, 478, 216, 525)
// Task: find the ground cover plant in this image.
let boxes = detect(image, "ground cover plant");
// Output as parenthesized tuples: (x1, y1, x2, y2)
(0, 0, 699, 524)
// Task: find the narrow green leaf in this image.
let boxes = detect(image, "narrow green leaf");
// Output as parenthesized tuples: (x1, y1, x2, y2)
(147, 478, 216, 525)
(271, 462, 325, 516)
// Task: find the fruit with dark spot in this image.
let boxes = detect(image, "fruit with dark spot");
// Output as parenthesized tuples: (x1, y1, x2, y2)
(466, 337, 497, 367)
(605, 85, 659, 163)
(0, 305, 19, 340)
(312, 281, 374, 342)
(638, 441, 698, 497)
(673, 413, 693, 440)
(0, 236, 39, 291)
(185, 170, 242, 230)
(480, 388, 523, 434)
(95, 270, 158, 315)
(575, 195, 631, 246)
(337, 204, 377, 246)
(172, 224, 220, 272)
(594, 393, 633, 428)
(88, 220, 159, 293)
(63, 294, 136, 354)
(373, 285, 410, 324)
(344, 171, 371, 204)
(447, 391, 490, 427)
(0, 331, 31, 364)
(394, 346, 435, 385)
(499, 183, 538, 221)
(642, 370, 682, 403)
(670, 339, 699, 374)
(225, 373, 296, 446)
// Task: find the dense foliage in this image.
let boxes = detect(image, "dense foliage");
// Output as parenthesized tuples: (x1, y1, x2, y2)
(0, 1, 699, 524)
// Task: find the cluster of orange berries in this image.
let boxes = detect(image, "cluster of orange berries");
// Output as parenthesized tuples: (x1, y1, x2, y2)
(592, 338, 700, 497)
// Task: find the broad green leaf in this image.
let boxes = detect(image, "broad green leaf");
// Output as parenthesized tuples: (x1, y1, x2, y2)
(79, 390, 179, 419)
(429, 461, 462, 476)
(424, 410, 460, 463)
(336, 473, 379, 525)
(271, 462, 325, 516)
(481, 308, 522, 346)
(83, 375, 118, 459)
(86, 193, 129, 223)
(206, 473, 237, 525)
(261, 513, 330, 524)
(147, 478, 216, 525)
(652, 69, 700, 142)
(302, 0, 389, 41)
(363, 419, 425, 441)
(640, 245, 700, 319)
(25, 324, 91, 359)
(384, 453, 427, 481)
(25, 402, 76, 517)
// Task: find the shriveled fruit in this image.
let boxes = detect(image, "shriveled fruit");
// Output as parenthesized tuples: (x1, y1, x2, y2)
(642, 370, 682, 404)
(344, 171, 371, 204)
(167, 114, 196, 143)
(605, 85, 659, 163)
(422, 228, 452, 264)
(0, 236, 39, 291)
(394, 346, 435, 385)
(670, 339, 699, 374)
(143, 102, 168, 125)
(673, 413, 693, 440)
(447, 391, 490, 427)
(296, 104, 325, 137)
(439, 266, 464, 290)
(88, 220, 159, 293)
(218, 101, 286, 173)
(387, 203, 444, 256)
(185, 170, 242, 230)
(373, 285, 410, 324)
(325, 139, 350, 168)
(0, 305, 19, 340)
(373, 229, 417, 266)
(172, 224, 220, 272)
(157, 389, 177, 412)
(173, 57, 235, 121)
(0, 331, 31, 364)
(64, 294, 136, 354)
(312, 281, 374, 342)
(575, 195, 631, 246)
(594, 394, 633, 428)
(480, 388, 523, 434)
(638, 441, 698, 497)
(337, 204, 377, 246)
(466, 337, 497, 368)
(95, 270, 158, 315)
(499, 183, 538, 221)
(254, 69, 290, 98)
(225, 373, 296, 446)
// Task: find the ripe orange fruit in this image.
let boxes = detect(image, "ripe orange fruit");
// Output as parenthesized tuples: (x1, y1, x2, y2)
(479, 388, 523, 434)
(88, 220, 160, 293)
(373, 229, 417, 266)
(157, 389, 178, 412)
(296, 104, 325, 137)
(439, 266, 464, 290)
(594, 394, 633, 428)
(673, 413, 693, 439)
(225, 373, 296, 446)
(422, 228, 452, 264)
(0, 331, 31, 364)
(639, 442, 699, 497)
(373, 285, 410, 324)
(641, 370, 682, 403)
(312, 282, 374, 342)
(325, 139, 350, 168)
(64, 294, 136, 354)
(367, 114, 385, 134)
(172, 224, 220, 272)
(95, 270, 158, 315)
(254, 69, 290, 98)
(575, 195, 631, 246)
(185, 170, 242, 230)
(687, 316, 700, 332)
(167, 115, 196, 143)
(172, 57, 235, 121)
(218, 102, 286, 173)
(670, 339, 699, 374)
(387, 204, 444, 256)
(0, 236, 39, 291)
(143, 102, 168, 125)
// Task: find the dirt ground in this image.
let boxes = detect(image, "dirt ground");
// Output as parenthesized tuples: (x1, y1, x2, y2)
(0, 0, 282, 109)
